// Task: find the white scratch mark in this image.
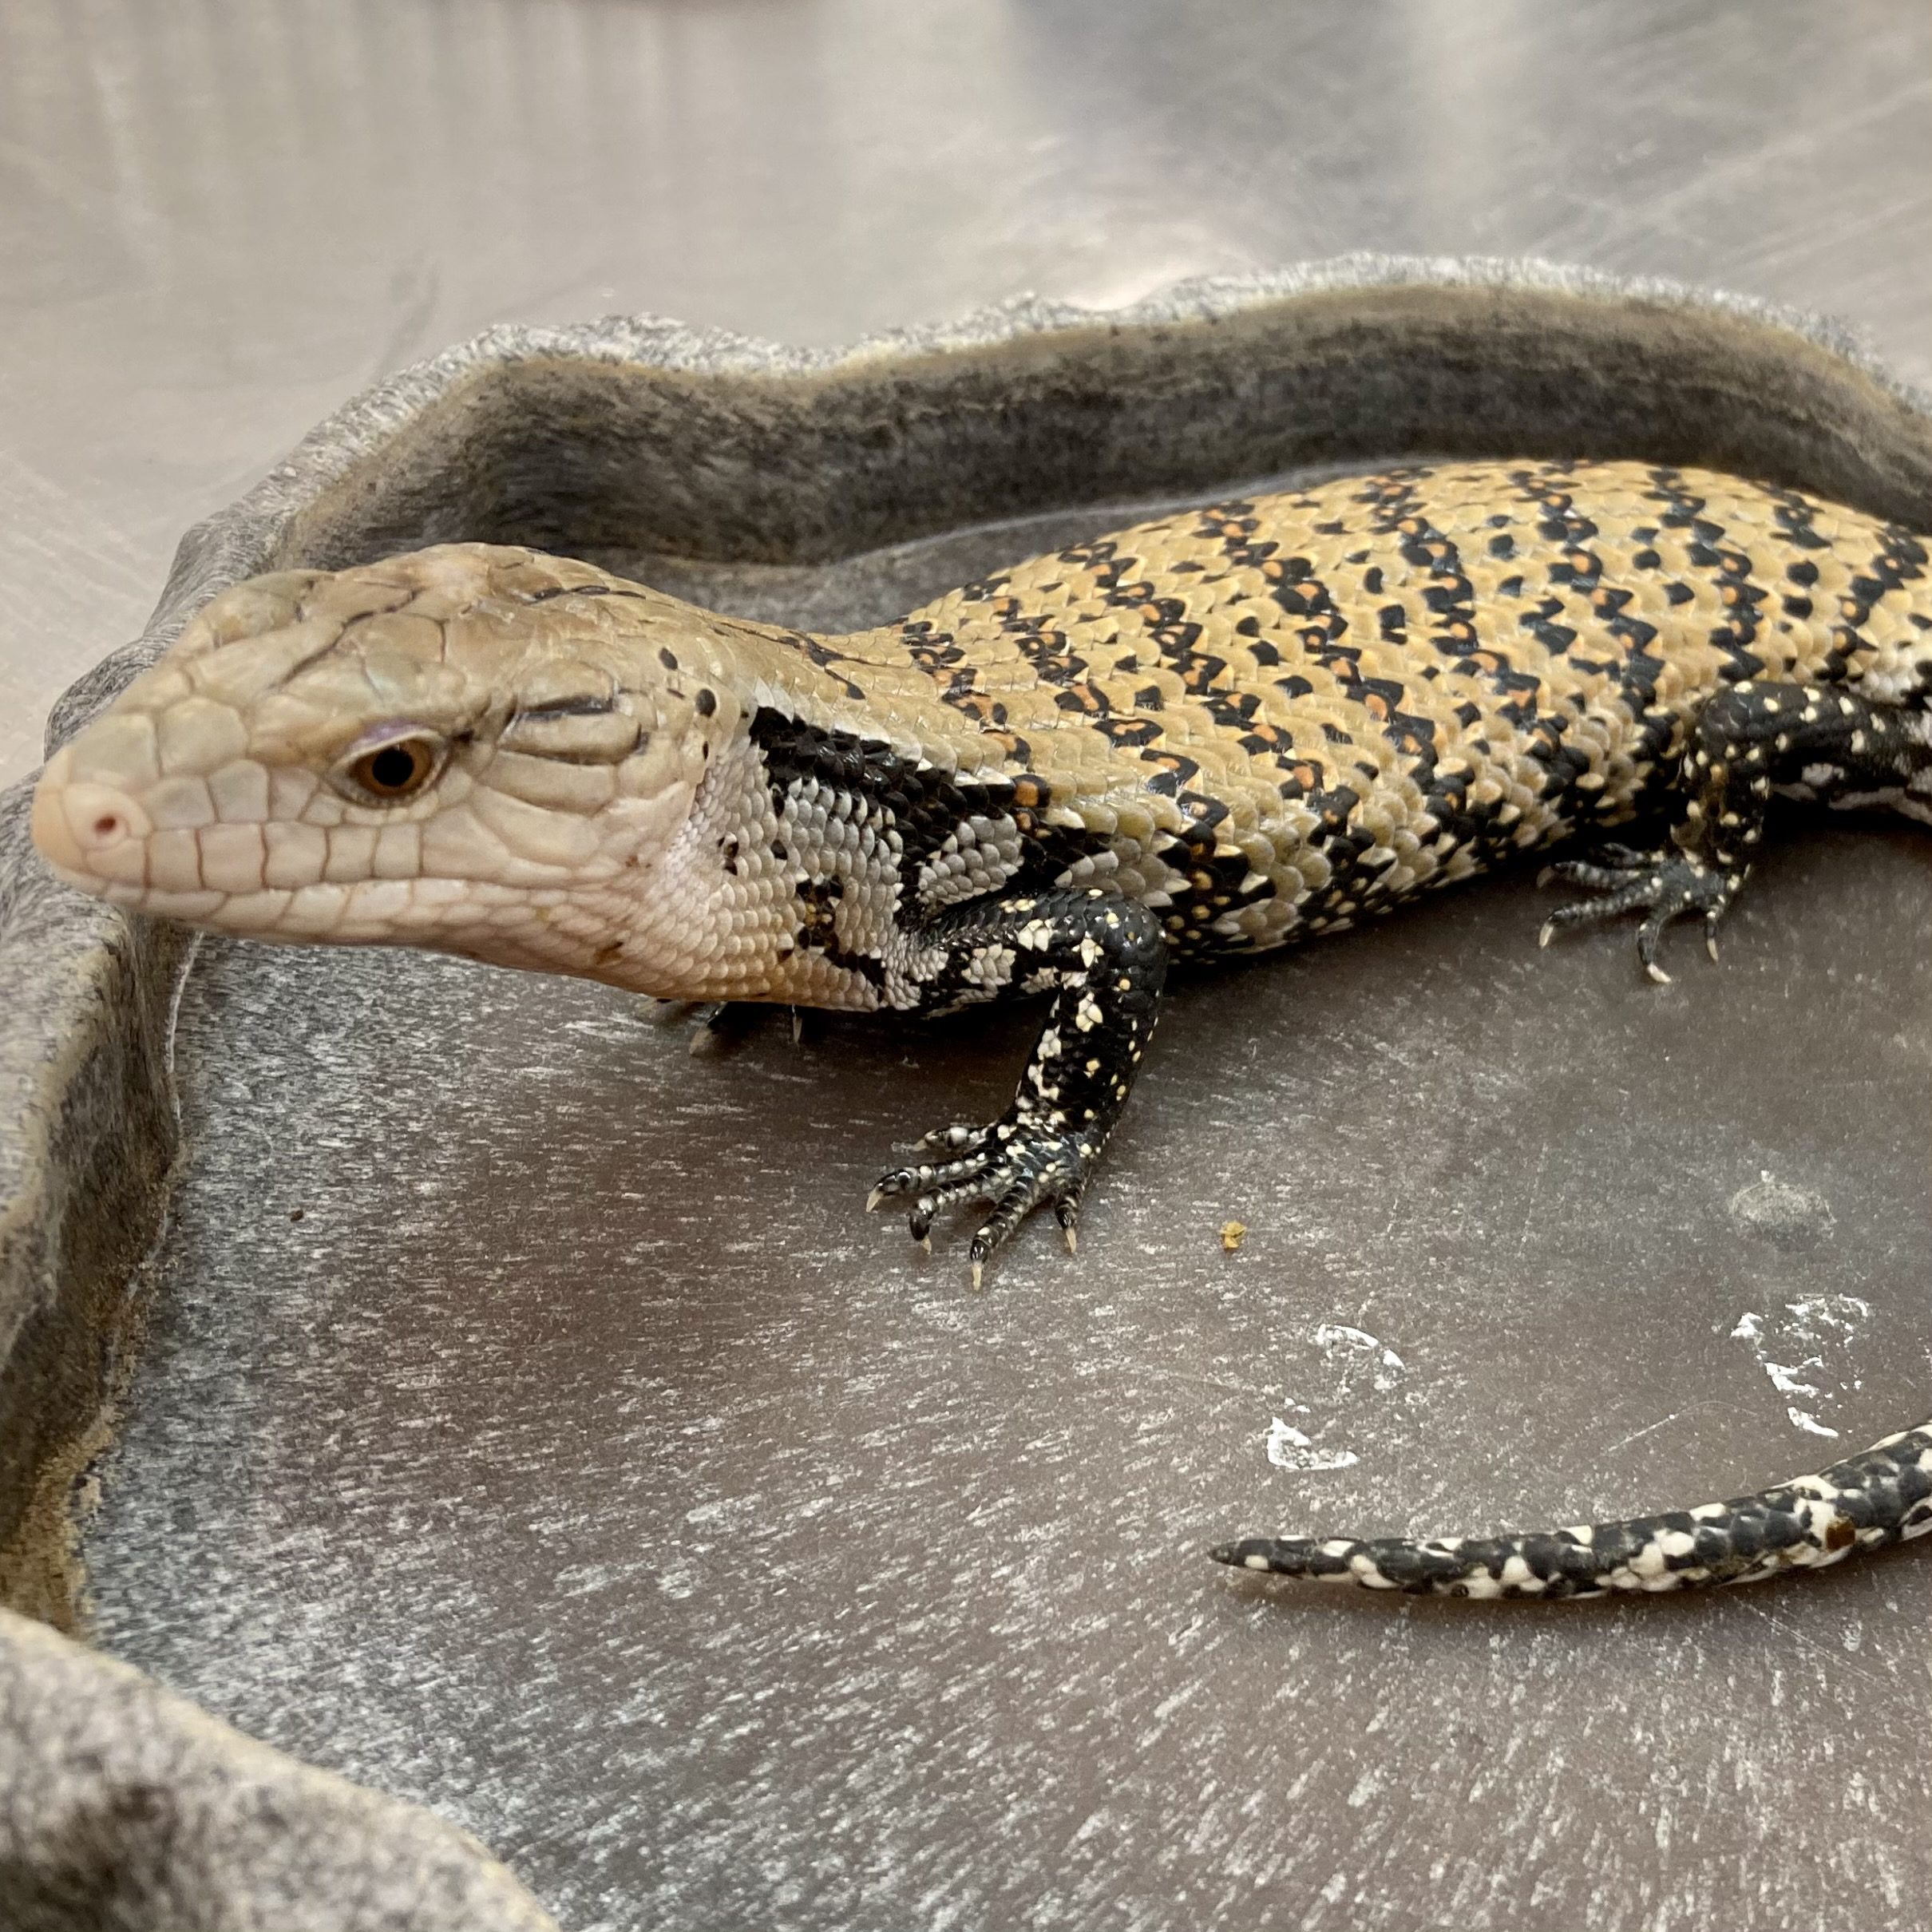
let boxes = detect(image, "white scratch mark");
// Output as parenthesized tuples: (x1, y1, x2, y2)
(1265, 1417, 1360, 1473)
(1786, 1406, 1840, 1439)
(1597, 1407, 1692, 1458)
(1730, 1297, 1869, 1437)
(1313, 1323, 1407, 1392)
(1515, 1142, 1551, 1255)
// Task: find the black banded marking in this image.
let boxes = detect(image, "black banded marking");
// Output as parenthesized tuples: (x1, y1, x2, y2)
(794, 874, 885, 990)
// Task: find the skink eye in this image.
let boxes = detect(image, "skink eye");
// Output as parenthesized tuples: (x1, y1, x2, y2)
(341, 734, 443, 802)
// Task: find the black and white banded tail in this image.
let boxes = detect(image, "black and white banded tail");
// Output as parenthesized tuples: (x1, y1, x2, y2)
(1212, 1419, 1932, 1598)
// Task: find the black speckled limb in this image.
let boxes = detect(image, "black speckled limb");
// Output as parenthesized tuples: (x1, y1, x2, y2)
(1542, 683, 1932, 980)
(1211, 1419, 1932, 1598)
(869, 887, 1167, 1283)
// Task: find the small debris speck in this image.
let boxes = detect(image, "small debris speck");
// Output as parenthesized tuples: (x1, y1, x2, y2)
(288, 1208, 305, 1223)
(1219, 1220, 1247, 1254)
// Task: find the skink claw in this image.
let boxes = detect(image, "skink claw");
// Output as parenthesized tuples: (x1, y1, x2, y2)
(869, 1107, 1096, 1284)
(1537, 845, 1738, 982)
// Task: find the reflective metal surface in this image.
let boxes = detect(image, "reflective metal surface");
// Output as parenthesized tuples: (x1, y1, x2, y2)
(8, 3, 1932, 1929)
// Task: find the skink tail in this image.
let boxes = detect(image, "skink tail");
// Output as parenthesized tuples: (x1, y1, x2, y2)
(1211, 1420, 1932, 1598)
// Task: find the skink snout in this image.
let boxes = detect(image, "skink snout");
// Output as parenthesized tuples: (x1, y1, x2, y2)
(31, 747, 153, 885)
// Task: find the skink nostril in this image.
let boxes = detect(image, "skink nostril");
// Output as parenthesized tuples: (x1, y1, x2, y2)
(61, 783, 152, 852)
(31, 775, 155, 881)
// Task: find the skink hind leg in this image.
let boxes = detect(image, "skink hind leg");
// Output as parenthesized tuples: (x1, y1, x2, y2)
(1539, 681, 1932, 982)
(869, 887, 1168, 1284)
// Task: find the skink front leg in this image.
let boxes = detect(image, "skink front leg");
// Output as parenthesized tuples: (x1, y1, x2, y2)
(869, 885, 1169, 1283)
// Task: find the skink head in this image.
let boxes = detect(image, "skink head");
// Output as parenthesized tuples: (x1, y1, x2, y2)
(32, 544, 754, 975)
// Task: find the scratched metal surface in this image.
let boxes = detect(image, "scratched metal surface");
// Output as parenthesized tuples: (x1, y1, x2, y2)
(18, 1, 1932, 1929)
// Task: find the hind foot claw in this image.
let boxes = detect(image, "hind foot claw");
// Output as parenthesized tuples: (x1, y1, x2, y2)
(1539, 845, 1740, 982)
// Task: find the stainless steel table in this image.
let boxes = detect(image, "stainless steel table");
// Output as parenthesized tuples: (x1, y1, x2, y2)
(5, 6, 1930, 1930)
